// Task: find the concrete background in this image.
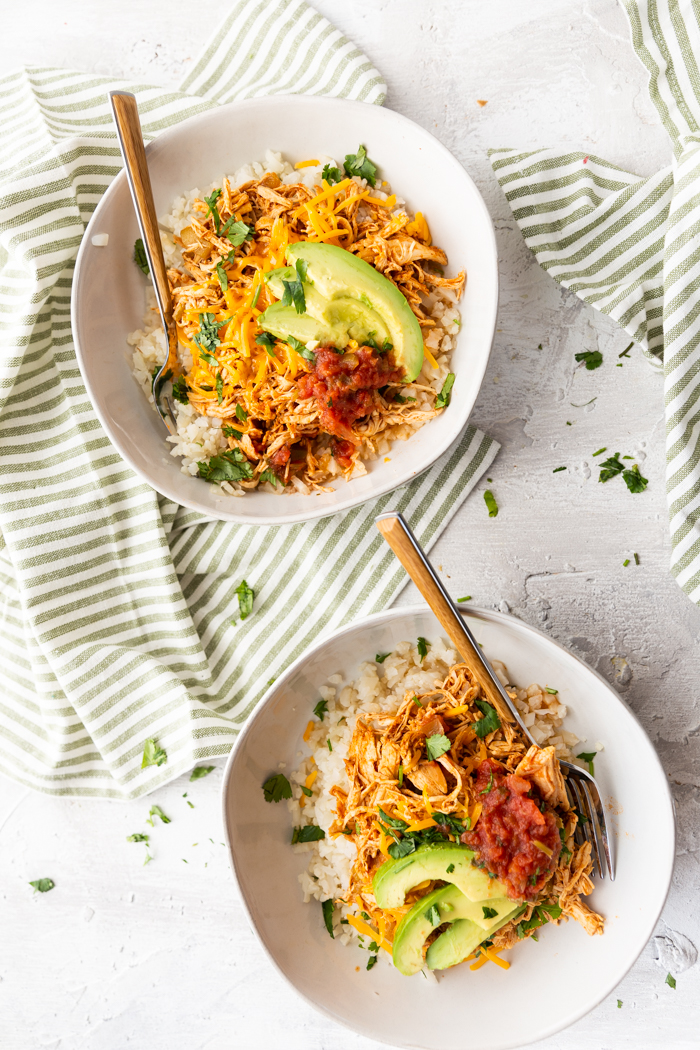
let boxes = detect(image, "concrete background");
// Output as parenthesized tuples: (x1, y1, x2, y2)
(0, 2, 697, 1048)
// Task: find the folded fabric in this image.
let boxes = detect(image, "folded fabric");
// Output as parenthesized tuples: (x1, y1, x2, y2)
(0, 0, 498, 799)
(490, 0, 700, 604)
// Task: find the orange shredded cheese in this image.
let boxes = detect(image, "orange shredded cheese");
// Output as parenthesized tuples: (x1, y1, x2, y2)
(302, 720, 315, 742)
(295, 159, 320, 168)
(423, 344, 439, 369)
(469, 954, 488, 971)
(305, 770, 318, 790)
(483, 946, 510, 970)
(533, 839, 554, 858)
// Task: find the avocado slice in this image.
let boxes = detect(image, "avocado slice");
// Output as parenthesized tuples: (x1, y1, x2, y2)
(373, 843, 510, 908)
(260, 242, 424, 380)
(392, 884, 520, 976)
(426, 905, 525, 972)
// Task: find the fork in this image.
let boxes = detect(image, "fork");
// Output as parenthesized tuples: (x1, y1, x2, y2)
(375, 510, 615, 881)
(110, 91, 178, 433)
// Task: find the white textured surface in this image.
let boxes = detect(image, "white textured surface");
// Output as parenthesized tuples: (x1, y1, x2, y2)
(0, 2, 697, 1048)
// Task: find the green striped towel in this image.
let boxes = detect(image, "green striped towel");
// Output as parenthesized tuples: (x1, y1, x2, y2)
(490, 0, 700, 602)
(0, 0, 498, 799)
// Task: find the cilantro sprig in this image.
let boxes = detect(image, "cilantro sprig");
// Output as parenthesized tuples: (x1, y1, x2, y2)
(291, 824, 325, 843)
(134, 238, 149, 275)
(425, 733, 451, 761)
(172, 375, 189, 405)
(197, 448, 253, 484)
(262, 773, 292, 803)
(234, 579, 254, 620)
(343, 145, 377, 186)
(435, 373, 455, 409)
(472, 700, 501, 738)
(204, 189, 222, 233)
(322, 163, 344, 185)
(575, 350, 603, 370)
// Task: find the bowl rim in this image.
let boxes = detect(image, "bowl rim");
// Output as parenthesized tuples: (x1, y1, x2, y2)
(71, 93, 499, 525)
(220, 602, 675, 1049)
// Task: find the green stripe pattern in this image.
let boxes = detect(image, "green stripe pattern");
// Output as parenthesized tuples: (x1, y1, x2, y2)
(490, 0, 700, 603)
(0, 1, 497, 798)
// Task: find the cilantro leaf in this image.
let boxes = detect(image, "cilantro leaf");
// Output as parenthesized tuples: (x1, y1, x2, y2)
(617, 999, 623, 1008)
(216, 262, 228, 291)
(222, 424, 242, 440)
(446, 863, 455, 874)
(194, 312, 222, 358)
(142, 738, 167, 768)
(262, 773, 292, 803)
(482, 906, 498, 919)
(147, 805, 171, 825)
(553, 466, 566, 473)
(295, 258, 310, 284)
(575, 350, 603, 370)
(235, 403, 248, 422)
(457, 596, 471, 602)
(300, 784, 313, 797)
(366, 954, 378, 970)
(473, 700, 501, 738)
(484, 489, 499, 517)
(255, 331, 277, 357)
(592, 447, 607, 457)
(235, 579, 254, 620)
(417, 637, 429, 660)
(622, 464, 648, 493)
(127, 833, 149, 843)
(198, 449, 253, 484)
(425, 733, 451, 761)
(577, 750, 597, 776)
(134, 238, 149, 275)
(215, 371, 224, 404)
(286, 334, 316, 362)
(292, 824, 326, 843)
(29, 878, 55, 893)
(259, 469, 280, 487)
(435, 373, 455, 409)
(321, 163, 344, 185)
(375, 652, 390, 663)
(426, 903, 441, 927)
(190, 765, 215, 781)
(343, 145, 378, 186)
(322, 898, 335, 938)
(432, 812, 466, 835)
(666, 972, 676, 989)
(204, 188, 222, 233)
(172, 375, 189, 404)
(388, 837, 416, 859)
(377, 808, 409, 830)
(221, 217, 254, 247)
(281, 278, 306, 314)
(313, 699, 328, 721)
(598, 453, 625, 483)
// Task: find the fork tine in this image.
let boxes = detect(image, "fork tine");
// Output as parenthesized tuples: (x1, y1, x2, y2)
(578, 772, 615, 881)
(568, 776, 603, 879)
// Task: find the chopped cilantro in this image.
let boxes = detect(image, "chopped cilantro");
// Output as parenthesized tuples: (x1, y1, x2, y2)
(221, 217, 254, 247)
(292, 824, 325, 843)
(281, 277, 306, 315)
(216, 262, 228, 291)
(473, 700, 501, 738)
(127, 833, 149, 843)
(29, 878, 55, 893)
(666, 972, 676, 989)
(143, 853, 153, 865)
(592, 447, 607, 457)
(619, 343, 633, 357)
(388, 836, 415, 860)
(623, 558, 630, 567)
(413, 695, 422, 708)
(484, 489, 498, 517)
(623, 464, 648, 493)
(147, 805, 171, 826)
(546, 686, 558, 695)
(457, 596, 472, 602)
(598, 453, 625, 483)
(479, 769, 494, 795)
(300, 784, 313, 797)
(262, 774, 292, 803)
(322, 898, 335, 938)
(255, 331, 277, 357)
(204, 188, 222, 233)
(259, 469, 280, 487)
(190, 765, 215, 781)
(235, 403, 248, 422)
(433, 812, 466, 835)
(634, 552, 640, 565)
(366, 954, 378, 970)
(397, 763, 404, 786)
(134, 238, 149, 275)
(194, 312, 222, 359)
(393, 393, 416, 404)
(617, 999, 623, 1008)
(251, 283, 262, 308)
(321, 163, 344, 185)
(575, 350, 603, 370)
(234, 579, 254, 620)
(327, 738, 332, 752)
(375, 652, 390, 663)
(222, 424, 242, 440)
(426, 903, 441, 927)
(553, 466, 566, 473)
(570, 397, 597, 407)
(313, 699, 328, 721)
(577, 751, 597, 776)
(198, 448, 253, 484)
(343, 144, 377, 186)
(425, 733, 451, 761)
(172, 375, 189, 404)
(142, 738, 167, 768)
(446, 863, 455, 874)
(215, 371, 224, 404)
(573, 807, 589, 825)
(286, 334, 316, 361)
(417, 637, 429, 660)
(482, 906, 498, 919)
(435, 372, 455, 409)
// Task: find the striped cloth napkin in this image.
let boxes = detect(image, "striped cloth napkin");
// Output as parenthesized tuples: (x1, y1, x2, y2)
(0, 0, 498, 799)
(490, 0, 700, 604)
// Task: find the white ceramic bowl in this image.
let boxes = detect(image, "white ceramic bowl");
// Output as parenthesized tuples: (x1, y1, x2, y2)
(222, 605, 674, 1050)
(71, 95, 498, 524)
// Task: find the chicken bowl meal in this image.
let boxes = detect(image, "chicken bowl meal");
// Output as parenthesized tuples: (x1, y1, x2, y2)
(265, 636, 603, 978)
(130, 145, 463, 496)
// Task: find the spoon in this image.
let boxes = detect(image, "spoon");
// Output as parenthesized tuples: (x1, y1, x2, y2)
(110, 90, 178, 432)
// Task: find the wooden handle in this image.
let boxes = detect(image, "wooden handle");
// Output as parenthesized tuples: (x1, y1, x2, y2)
(375, 515, 514, 722)
(110, 92, 176, 368)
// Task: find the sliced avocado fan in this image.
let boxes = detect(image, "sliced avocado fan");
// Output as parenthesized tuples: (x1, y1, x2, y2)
(373, 843, 510, 907)
(259, 241, 424, 381)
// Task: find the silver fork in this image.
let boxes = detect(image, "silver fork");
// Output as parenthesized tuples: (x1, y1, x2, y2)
(375, 510, 615, 881)
(110, 91, 178, 433)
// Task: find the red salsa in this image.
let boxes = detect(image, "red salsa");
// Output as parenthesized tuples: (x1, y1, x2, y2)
(297, 346, 403, 460)
(462, 759, 561, 901)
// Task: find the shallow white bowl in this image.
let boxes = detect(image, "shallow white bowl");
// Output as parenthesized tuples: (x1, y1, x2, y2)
(71, 95, 498, 524)
(222, 605, 674, 1050)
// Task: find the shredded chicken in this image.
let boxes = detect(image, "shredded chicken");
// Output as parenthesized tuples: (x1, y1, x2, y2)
(162, 169, 465, 489)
